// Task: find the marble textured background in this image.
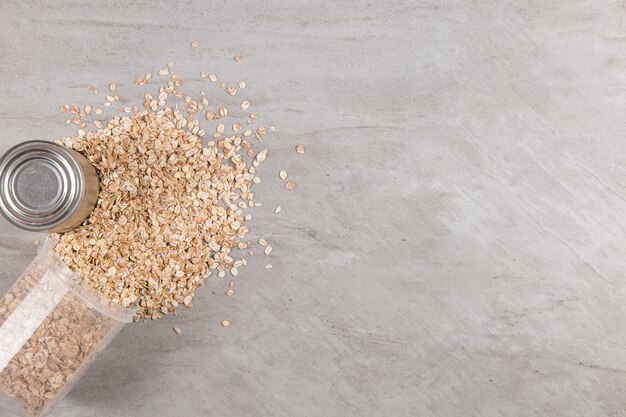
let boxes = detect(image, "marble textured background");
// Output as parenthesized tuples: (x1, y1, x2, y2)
(1, 1, 626, 416)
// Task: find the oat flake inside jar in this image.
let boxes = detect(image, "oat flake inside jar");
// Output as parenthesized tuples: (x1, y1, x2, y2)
(0, 241, 134, 417)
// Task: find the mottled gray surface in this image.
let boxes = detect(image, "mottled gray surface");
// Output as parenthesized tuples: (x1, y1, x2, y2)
(0, 1, 626, 416)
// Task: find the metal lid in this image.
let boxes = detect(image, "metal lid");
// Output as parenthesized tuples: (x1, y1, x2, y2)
(0, 141, 85, 231)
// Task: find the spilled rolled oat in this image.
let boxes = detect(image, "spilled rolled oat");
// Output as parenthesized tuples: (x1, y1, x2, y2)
(53, 71, 270, 319)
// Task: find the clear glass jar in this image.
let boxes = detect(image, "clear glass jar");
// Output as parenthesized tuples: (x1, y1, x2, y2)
(0, 241, 133, 417)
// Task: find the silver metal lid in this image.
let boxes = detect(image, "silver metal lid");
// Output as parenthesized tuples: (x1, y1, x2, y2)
(0, 141, 85, 231)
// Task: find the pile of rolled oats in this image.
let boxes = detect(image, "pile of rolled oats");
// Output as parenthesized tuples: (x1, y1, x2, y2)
(53, 63, 272, 319)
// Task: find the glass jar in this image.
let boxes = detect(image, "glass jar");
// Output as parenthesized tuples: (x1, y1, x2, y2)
(0, 241, 133, 417)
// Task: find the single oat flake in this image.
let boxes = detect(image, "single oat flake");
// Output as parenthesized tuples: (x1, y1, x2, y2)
(296, 144, 305, 153)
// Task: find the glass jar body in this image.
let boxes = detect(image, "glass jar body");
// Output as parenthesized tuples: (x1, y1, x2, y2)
(0, 242, 132, 417)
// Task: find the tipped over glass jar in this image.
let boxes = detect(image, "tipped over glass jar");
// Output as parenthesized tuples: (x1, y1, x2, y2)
(0, 141, 134, 417)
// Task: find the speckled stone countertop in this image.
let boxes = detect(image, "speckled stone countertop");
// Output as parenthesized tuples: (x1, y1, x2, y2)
(0, 1, 625, 416)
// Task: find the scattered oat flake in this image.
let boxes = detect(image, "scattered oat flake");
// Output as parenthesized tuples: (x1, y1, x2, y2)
(239, 81, 246, 89)
(296, 144, 305, 153)
(209, 73, 218, 82)
(191, 40, 200, 47)
(158, 69, 170, 76)
(60, 105, 69, 113)
(264, 246, 273, 255)
(234, 54, 242, 62)
(225, 289, 234, 296)
(240, 100, 251, 110)
(109, 83, 116, 92)
(167, 62, 175, 68)
(172, 326, 181, 335)
(183, 295, 192, 306)
(256, 149, 268, 163)
(275, 206, 282, 214)
(279, 170, 287, 179)
(221, 320, 231, 327)
(89, 87, 98, 94)
(258, 239, 267, 246)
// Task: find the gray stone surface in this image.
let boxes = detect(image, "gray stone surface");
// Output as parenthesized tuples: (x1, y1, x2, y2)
(1, 1, 626, 416)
